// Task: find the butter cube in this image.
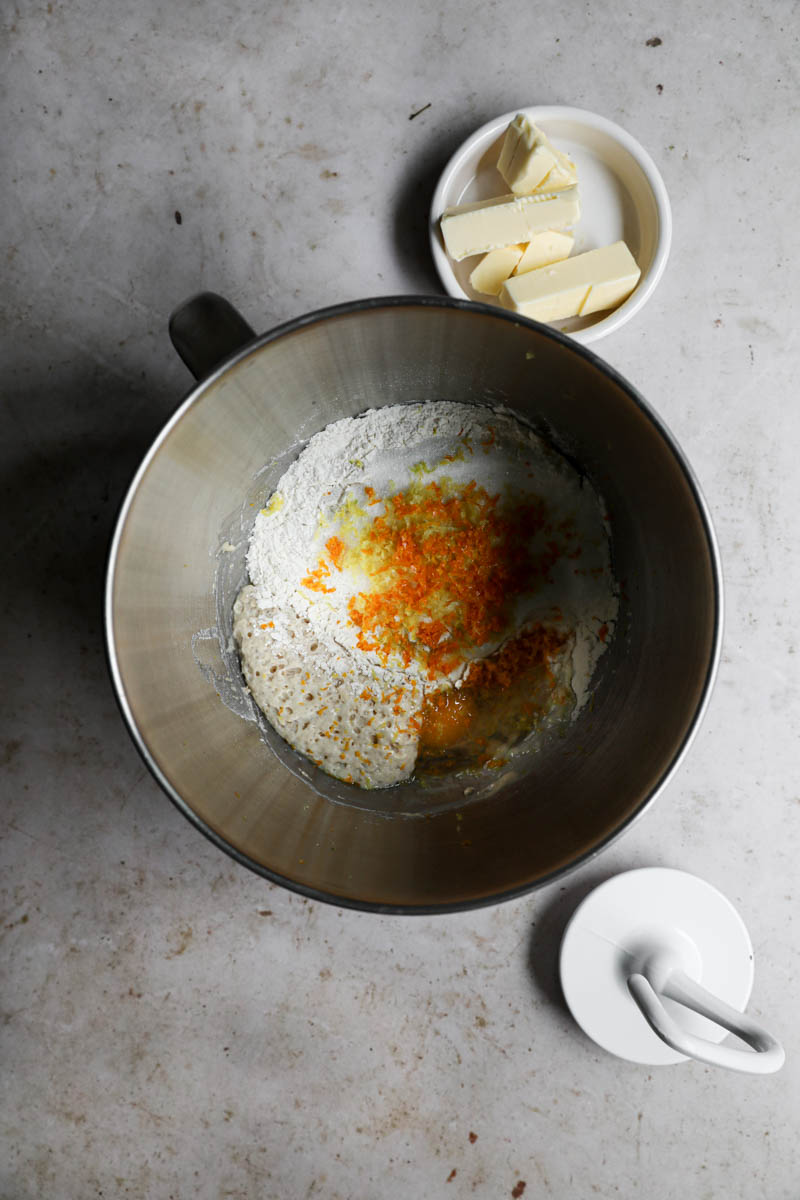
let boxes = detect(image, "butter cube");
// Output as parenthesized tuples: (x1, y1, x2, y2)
(539, 147, 578, 192)
(513, 231, 574, 274)
(497, 115, 557, 193)
(499, 241, 641, 323)
(469, 244, 525, 295)
(440, 187, 580, 261)
(497, 115, 577, 195)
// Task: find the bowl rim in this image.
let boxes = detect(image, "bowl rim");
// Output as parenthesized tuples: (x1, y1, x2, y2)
(105, 294, 721, 915)
(429, 105, 673, 345)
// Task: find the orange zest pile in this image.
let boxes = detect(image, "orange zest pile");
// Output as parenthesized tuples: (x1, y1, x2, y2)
(296, 474, 581, 777)
(300, 556, 336, 593)
(325, 535, 345, 570)
(300, 535, 346, 592)
(464, 622, 568, 691)
(342, 478, 567, 679)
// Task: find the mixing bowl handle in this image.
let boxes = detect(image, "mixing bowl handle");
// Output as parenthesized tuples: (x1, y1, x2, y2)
(169, 291, 256, 381)
(628, 959, 785, 1074)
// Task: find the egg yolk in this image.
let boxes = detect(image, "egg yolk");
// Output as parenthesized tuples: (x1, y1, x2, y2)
(418, 689, 476, 752)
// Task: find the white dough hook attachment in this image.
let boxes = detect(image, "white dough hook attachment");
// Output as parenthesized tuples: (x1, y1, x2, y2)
(628, 956, 784, 1074)
(559, 868, 785, 1074)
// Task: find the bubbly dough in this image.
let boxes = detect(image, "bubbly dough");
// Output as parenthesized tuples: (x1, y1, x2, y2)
(234, 586, 420, 788)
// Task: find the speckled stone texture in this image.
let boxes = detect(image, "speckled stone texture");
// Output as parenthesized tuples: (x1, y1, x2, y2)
(2, 0, 800, 1196)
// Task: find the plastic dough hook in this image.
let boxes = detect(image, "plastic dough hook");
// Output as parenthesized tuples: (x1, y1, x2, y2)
(559, 868, 784, 1073)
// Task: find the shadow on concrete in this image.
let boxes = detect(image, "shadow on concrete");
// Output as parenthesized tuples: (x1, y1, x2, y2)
(1, 367, 180, 635)
(0, 358, 188, 800)
(526, 860, 651, 1016)
(392, 111, 502, 296)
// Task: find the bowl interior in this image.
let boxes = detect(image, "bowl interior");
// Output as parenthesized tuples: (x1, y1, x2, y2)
(108, 299, 717, 911)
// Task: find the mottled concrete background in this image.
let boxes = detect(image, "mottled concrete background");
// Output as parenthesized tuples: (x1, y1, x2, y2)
(2, 0, 799, 1196)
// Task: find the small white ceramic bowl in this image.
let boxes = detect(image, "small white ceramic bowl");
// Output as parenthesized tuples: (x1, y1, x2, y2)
(429, 106, 672, 345)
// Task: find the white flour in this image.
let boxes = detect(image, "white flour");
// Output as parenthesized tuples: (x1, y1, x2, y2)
(235, 401, 618, 788)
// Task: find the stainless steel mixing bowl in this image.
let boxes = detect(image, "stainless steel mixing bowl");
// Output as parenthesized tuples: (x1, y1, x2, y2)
(105, 294, 722, 913)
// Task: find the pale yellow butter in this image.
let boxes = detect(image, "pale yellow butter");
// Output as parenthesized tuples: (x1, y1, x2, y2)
(469, 244, 525, 295)
(513, 231, 574, 274)
(440, 187, 580, 261)
(539, 147, 578, 191)
(497, 114, 577, 195)
(499, 241, 641, 322)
